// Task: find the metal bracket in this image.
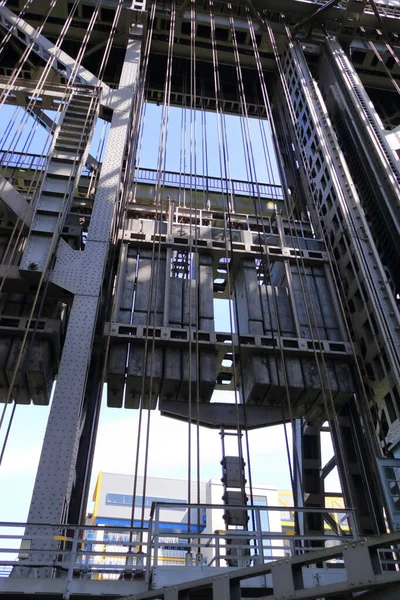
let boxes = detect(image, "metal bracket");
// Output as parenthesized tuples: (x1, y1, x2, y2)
(271, 558, 296, 600)
(343, 540, 375, 588)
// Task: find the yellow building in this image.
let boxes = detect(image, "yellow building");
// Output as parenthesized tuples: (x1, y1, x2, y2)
(278, 490, 347, 535)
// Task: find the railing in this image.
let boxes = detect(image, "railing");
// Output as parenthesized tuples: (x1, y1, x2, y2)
(0, 150, 47, 172)
(0, 504, 357, 581)
(0, 150, 93, 176)
(149, 502, 357, 571)
(134, 168, 284, 199)
(1, 509, 400, 600)
(0, 521, 149, 581)
(0, 150, 284, 198)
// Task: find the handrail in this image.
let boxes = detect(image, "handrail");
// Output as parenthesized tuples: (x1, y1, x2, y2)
(150, 500, 354, 512)
(0, 150, 284, 197)
(0, 500, 358, 584)
(1, 522, 399, 600)
(135, 167, 284, 197)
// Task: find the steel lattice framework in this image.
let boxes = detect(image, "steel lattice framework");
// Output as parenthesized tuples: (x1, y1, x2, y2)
(0, 0, 400, 597)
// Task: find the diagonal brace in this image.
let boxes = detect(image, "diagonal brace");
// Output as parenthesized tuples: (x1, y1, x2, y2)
(0, 6, 111, 100)
(0, 175, 33, 227)
(292, 0, 342, 33)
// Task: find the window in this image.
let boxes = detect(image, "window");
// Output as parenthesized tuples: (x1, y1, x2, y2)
(106, 493, 127, 505)
(106, 493, 186, 508)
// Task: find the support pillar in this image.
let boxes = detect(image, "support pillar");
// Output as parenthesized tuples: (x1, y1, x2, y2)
(301, 424, 324, 542)
(21, 23, 143, 572)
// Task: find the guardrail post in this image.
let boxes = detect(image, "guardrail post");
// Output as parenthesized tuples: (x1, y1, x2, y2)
(255, 508, 264, 563)
(153, 506, 160, 568)
(145, 526, 152, 585)
(63, 527, 79, 600)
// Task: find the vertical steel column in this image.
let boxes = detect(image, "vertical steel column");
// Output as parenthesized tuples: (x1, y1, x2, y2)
(278, 40, 393, 534)
(293, 420, 305, 537)
(24, 24, 143, 558)
(301, 425, 324, 541)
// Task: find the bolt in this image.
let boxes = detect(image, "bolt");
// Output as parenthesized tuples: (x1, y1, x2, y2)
(28, 262, 38, 271)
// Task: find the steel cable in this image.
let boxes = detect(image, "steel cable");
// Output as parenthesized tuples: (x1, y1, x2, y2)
(208, 0, 256, 543)
(0, 0, 102, 452)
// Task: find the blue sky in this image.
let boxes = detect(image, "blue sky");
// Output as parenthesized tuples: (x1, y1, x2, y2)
(0, 102, 339, 524)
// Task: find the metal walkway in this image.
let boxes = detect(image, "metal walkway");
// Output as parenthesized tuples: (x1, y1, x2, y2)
(1, 509, 399, 599)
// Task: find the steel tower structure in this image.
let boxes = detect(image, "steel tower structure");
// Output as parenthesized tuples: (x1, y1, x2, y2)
(0, 0, 400, 597)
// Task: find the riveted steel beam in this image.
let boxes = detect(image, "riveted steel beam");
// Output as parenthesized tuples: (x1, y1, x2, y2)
(23, 22, 144, 569)
(0, 6, 112, 101)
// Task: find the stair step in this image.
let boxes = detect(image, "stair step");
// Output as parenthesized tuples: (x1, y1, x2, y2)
(52, 150, 79, 162)
(69, 96, 93, 104)
(42, 178, 73, 196)
(62, 120, 88, 129)
(57, 132, 89, 142)
(63, 112, 88, 118)
(55, 140, 88, 151)
(36, 195, 63, 214)
(66, 105, 91, 112)
(47, 161, 76, 177)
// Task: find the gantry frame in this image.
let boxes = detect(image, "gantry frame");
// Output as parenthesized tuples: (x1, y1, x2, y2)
(0, 0, 400, 597)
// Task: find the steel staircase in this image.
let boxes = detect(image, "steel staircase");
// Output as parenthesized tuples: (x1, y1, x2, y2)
(20, 87, 99, 274)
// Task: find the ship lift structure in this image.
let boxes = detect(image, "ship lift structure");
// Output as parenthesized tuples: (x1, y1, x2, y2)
(0, 0, 400, 597)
